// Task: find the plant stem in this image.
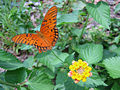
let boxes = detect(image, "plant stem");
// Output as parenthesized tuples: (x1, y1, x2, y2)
(0, 79, 19, 88)
(51, 50, 64, 63)
(92, 0, 95, 3)
(79, 14, 89, 40)
(51, 50, 70, 71)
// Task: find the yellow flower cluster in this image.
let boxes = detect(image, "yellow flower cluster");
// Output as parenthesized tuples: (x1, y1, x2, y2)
(68, 59, 92, 83)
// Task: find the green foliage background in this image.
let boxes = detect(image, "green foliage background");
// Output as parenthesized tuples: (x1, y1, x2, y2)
(0, 0, 120, 90)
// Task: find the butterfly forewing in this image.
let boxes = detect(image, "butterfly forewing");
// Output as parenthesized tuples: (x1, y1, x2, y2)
(39, 6, 58, 47)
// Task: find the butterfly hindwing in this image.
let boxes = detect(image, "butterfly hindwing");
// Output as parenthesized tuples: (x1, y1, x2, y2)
(12, 33, 51, 53)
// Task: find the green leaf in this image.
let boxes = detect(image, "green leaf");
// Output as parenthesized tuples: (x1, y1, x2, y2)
(109, 45, 120, 56)
(32, 24, 41, 31)
(73, 43, 103, 64)
(109, 45, 117, 51)
(71, 28, 82, 37)
(86, 1, 110, 29)
(17, 27, 26, 34)
(57, 11, 79, 25)
(54, 84, 65, 90)
(103, 56, 120, 78)
(23, 56, 34, 68)
(78, 69, 107, 87)
(103, 50, 116, 59)
(28, 82, 54, 90)
(64, 53, 74, 66)
(72, 1, 86, 10)
(56, 70, 68, 85)
(0, 49, 23, 70)
(0, 85, 4, 90)
(44, 69, 55, 79)
(112, 47, 120, 56)
(5, 68, 27, 84)
(20, 44, 33, 50)
(112, 35, 120, 44)
(111, 82, 120, 90)
(35, 50, 69, 72)
(0, 83, 13, 90)
(0, 33, 5, 39)
(64, 78, 85, 90)
(115, 3, 120, 13)
(27, 68, 54, 90)
(20, 87, 27, 90)
(53, 0, 64, 3)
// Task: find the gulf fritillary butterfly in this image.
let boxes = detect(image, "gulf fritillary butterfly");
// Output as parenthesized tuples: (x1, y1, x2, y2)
(12, 6, 58, 53)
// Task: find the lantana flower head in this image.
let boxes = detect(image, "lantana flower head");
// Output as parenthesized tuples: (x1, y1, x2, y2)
(68, 59, 92, 83)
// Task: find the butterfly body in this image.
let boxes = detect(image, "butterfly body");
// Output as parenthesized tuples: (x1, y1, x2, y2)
(37, 32, 46, 38)
(12, 6, 58, 53)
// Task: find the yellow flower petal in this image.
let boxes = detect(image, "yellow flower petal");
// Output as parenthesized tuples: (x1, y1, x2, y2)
(68, 59, 92, 83)
(88, 67, 92, 71)
(69, 65, 75, 71)
(82, 78, 87, 82)
(82, 62, 88, 68)
(76, 75, 82, 80)
(71, 76, 76, 79)
(78, 59, 82, 63)
(85, 73, 90, 77)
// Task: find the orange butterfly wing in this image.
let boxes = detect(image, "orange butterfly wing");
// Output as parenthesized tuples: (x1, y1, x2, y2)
(12, 6, 58, 53)
(37, 6, 58, 47)
(12, 33, 52, 53)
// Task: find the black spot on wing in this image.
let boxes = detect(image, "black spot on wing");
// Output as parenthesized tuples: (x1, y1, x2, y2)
(52, 27, 58, 46)
(53, 22, 56, 24)
(30, 34, 32, 36)
(51, 29, 53, 32)
(52, 15, 56, 17)
(48, 10, 56, 15)
(42, 24, 45, 26)
(15, 36, 21, 43)
(43, 20, 47, 22)
(26, 34, 28, 37)
(53, 18, 56, 20)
